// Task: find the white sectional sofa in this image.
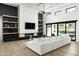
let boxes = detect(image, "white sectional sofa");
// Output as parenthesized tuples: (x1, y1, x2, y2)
(26, 34, 71, 55)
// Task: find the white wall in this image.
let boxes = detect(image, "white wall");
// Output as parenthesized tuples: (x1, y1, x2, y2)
(44, 3, 79, 41)
(19, 4, 38, 37)
(0, 16, 3, 42)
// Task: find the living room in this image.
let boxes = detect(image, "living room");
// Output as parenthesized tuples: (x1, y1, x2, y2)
(0, 0, 79, 57)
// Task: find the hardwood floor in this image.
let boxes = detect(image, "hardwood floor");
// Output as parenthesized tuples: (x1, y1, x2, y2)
(0, 40, 79, 56)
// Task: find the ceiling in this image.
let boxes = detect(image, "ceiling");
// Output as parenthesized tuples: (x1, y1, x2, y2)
(4, 3, 70, 12)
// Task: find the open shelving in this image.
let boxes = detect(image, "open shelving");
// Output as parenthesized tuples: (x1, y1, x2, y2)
(2, 15, 18, 41)
(38, 13, 43, 36)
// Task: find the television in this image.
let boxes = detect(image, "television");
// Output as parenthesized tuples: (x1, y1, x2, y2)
(25, 22, 35, 29)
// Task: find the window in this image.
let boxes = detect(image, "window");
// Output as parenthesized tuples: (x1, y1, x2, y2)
(66, 6, 77, 13)
(54, 10, 61, 16)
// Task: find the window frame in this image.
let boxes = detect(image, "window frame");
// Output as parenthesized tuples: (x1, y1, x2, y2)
(66, 6, 77, 13)
(54, 10, 62, 16)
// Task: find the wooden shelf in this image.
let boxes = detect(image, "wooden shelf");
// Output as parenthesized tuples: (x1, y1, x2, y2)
(3, 32, 18, 34)
(38, 24, 43, 25)
(3, 15, 18, 18)
(38, 27, 43, 29)
(38, 31, 43, 33)
(3, 27, 18, 29)
(3, 21, 18, 23)
(38, 20, 43, 21)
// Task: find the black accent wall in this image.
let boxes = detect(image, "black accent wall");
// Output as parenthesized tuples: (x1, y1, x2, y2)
(0, 3, 18, 16)
(0, 3, 18, 42)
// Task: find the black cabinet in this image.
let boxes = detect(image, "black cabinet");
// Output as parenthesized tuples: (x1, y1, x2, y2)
(3, 34, 19, 42)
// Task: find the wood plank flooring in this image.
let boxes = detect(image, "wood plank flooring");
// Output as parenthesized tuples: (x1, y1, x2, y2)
(0, 40, 79, 56)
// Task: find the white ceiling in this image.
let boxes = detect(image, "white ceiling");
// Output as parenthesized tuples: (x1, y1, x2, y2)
(4, 3, 70, 12)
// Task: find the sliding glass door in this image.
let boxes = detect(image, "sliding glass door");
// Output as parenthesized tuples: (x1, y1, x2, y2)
(46, 20, 77, 41)
(52, 24, 57, 36)
(58, 23, 66, 36)
(66, 23, 76, 41)
(47, 25, 52, 36)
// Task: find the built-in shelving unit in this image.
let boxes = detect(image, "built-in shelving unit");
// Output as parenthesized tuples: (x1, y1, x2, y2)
(2, 15, 18, 41)
(38, 13, 43, 36)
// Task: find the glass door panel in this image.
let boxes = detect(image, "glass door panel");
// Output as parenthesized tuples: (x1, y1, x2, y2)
(58, 23, 65, 36)
(66, 23, 75, 41)
(52, 24, 57, 36)
(47, 25, 52, 36)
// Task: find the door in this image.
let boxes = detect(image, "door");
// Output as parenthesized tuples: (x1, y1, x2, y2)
(66, 22, 76, 41)
(52, 24, 57, 36)
(47, 25, 52, 36)
(58, 23, 66, 36)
